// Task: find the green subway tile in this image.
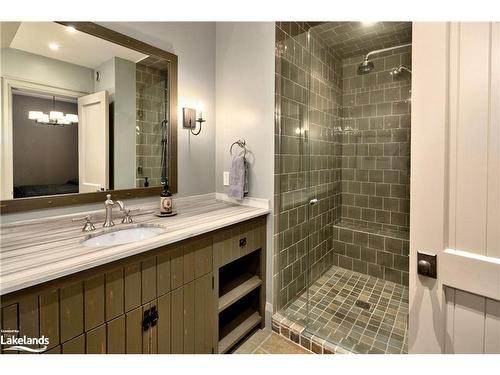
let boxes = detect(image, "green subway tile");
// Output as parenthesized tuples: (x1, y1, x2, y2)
(369, 234, 384, 250)
(377, 251, 393, 267)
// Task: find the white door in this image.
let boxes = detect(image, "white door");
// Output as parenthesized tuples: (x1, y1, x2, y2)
(410, 22, 500, 354)
(78, 90, 109, 193)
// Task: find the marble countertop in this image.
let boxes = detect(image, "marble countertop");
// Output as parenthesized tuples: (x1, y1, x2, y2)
(0, 193, 269, 296)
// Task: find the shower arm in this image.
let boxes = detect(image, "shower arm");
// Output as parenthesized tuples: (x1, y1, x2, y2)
(398, 65, 412, 74)
(362, 43, 412, 63)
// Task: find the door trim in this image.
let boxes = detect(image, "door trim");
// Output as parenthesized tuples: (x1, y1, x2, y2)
(0, 76, 88, 200)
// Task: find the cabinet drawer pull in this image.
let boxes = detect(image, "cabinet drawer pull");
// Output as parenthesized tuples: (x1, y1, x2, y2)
(239, 237, 247, 247)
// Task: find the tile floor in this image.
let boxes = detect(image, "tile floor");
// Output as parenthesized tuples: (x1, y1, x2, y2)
(234, 329, 312, 354)
(278, 265, 408, 354)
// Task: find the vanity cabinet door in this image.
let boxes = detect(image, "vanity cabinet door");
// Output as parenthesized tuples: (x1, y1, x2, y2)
(62, 334, 85, 354)
(107, 315, 126, 354)
(60, 282, 84, 343)
(170, 246, 185, 290)
(105, 268, 124, 321)
(156, 292, 171, 354)
(84, 275, 105, 331)
(1, 303, 18, 354)
(157, 253, 171, 297)
(142, 257, 157, 304)
(18, 295, 39, 354)
(39, 289, 60, 350)
(171, 286, 184, 353)
(86, 324, 107, 354)
(125, 306, 143, 354)
(124, 263, 142, 312)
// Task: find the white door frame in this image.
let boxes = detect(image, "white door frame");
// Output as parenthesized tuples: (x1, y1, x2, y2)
(410, 22, 500, 354)
(0, 76, 87, 200)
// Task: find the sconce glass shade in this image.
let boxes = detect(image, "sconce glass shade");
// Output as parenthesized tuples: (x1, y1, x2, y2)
(57, 117, 71, 125)
(28, 111, 44, 120)
(49, 111, 64, 121)
(36, 114, 50, 123)
(66, 114, 79, 123)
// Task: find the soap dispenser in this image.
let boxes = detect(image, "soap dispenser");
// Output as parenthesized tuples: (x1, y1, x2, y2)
(160, 180, 173, 214)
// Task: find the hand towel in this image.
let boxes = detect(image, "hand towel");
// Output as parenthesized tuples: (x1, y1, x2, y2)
(243, 157, 249, 196)
(228, 155, 245, 199)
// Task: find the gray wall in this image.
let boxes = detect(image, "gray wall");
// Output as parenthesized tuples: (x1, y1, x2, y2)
(215, 22, 275, 322)
(12, 94, 78, 186)
(1, 48, 94, 93)
(99, 22, 216, 197)
(114, 57, 137, 189)
(94, 57, 137, 189)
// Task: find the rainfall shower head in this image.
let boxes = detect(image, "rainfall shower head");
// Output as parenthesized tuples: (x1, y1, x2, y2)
(358, 59, 374, 75)
(357, 43, 412, 76)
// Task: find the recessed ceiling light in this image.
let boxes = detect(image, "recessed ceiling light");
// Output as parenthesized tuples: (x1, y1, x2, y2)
(361, 22, 378, 26)
(48, 43, 59, 51)
(66, 26, 77, 33)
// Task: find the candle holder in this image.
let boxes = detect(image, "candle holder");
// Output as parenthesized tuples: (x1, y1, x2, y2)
(191, 116, 206, 136)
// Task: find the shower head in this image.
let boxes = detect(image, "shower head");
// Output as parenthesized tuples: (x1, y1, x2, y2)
(358, 59, 374, 75)
(357, 43, 412, 76)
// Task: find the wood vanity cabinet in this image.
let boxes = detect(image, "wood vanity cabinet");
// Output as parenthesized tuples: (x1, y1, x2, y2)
(0, 216, 266, 354)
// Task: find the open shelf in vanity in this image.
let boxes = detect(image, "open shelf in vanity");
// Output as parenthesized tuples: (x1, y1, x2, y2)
(213, 217, 266, 354)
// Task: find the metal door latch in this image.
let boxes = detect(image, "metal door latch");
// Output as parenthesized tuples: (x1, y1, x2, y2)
(417, 252, 437, 278)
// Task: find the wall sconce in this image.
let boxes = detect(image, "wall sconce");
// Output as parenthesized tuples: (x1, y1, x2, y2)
(182, 102, 205, 136)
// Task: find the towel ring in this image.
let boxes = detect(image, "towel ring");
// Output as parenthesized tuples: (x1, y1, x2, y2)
(230, 139, 247, 158)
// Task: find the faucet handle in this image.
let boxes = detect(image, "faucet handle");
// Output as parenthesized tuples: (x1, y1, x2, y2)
(72, 215, 96, 232)
(122, 209, 133, 224)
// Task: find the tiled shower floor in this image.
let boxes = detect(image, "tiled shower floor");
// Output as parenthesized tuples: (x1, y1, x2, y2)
(278, 265, 408, 354)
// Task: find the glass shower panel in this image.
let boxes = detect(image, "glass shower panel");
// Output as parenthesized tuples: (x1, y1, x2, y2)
(303, 27, 344, 341)
(274, 23, 313, 326)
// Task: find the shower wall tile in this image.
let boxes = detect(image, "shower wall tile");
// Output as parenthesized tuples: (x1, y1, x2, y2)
(332, 222, 409, 285)
(340, 47, 411, 234)
(274, 22, 343, 311)
(135, 63, 167, 187)
(274, 22, 412, 312)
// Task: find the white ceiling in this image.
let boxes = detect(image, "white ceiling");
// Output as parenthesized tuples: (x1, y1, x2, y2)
(6, 22, 149, 69)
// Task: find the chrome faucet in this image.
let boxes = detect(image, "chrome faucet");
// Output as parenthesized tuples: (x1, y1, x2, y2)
(104, 194, 125, 227)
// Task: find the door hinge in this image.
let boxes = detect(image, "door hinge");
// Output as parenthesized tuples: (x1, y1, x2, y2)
(212, 276, 215, 290)
(212, 347, 214, 354)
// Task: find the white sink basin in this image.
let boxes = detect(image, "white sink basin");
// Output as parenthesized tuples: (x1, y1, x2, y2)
(81, 224, 166, 247)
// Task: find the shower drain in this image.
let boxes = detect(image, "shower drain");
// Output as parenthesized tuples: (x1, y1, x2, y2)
(355, 300, 371, 310)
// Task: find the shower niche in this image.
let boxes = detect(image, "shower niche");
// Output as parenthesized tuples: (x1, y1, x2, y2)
(274, 21, 411, 354)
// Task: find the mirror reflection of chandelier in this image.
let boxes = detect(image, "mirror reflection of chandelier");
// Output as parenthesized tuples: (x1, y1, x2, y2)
(28, 96, 78, 125)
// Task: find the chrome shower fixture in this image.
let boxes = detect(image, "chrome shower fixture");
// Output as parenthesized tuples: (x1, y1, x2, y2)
(390, 65, 412, 76)
(358, 60, 375, 75)
(358, 43, 412, 75)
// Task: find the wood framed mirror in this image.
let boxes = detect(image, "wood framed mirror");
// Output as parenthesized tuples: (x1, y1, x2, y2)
(0, 22, 178, 213)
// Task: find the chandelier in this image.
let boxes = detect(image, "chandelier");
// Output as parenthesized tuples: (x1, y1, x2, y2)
(28, 96, 78, 125)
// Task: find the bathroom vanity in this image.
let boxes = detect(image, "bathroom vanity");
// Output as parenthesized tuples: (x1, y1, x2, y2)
(0, 195, 268, 354)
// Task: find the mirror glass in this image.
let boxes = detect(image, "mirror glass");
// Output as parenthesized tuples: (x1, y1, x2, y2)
(1, 22, 171, 200)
